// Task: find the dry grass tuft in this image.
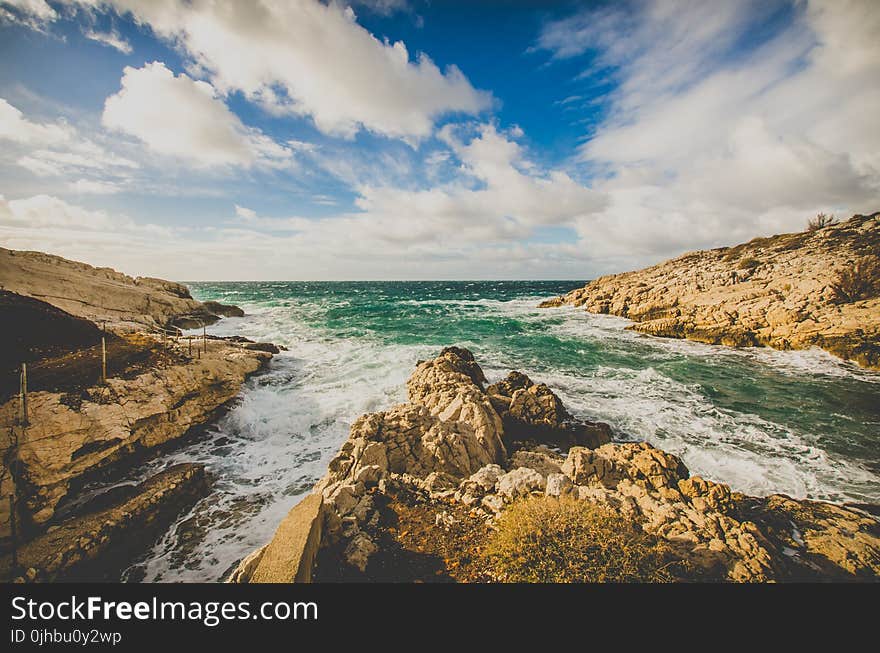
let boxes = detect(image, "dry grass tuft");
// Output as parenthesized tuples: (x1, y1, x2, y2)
(483, 496, 684, 583)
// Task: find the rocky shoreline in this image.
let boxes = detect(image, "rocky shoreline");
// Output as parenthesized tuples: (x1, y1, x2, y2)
(0, 249, 277, 582)
(539, 213, 880, 369)
(233, 348, 880, 583)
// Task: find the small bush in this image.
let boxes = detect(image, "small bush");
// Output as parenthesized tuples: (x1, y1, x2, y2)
(807, 213, 837, 231)
(482, 496, 681, 583)
(738, 257, 760, 270)
(830, 256, 880, 303)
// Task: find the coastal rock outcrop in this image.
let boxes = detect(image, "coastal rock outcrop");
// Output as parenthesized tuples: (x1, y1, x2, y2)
(0, 247, 241, 331)
(234, 348, 880, 584)
(0, 463, 210, 582)
(486, 371, 612, 449)
(539, 213, 880, 369)
(0, 337, 272, 542)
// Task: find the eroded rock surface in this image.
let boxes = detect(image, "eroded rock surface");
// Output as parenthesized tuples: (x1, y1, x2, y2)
(0, 247, 239, 331)
(540, 213, 880, 368)
(0, 338, 271, 540)
(1, 463, 209, 582)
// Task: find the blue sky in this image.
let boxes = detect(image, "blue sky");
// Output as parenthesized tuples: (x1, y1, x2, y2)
(0, 0, 878, 280)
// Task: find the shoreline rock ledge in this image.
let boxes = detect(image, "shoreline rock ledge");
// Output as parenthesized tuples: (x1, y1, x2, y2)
(0, 249, 279, 581)
(539, 212, 880, 369)
(232, 348, 880, 583)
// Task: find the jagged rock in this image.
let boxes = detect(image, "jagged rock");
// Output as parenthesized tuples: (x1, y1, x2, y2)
(481, 494, 504, 513)
(487, 370, 612, 450)
(510, 449, 564, 477)
(242, 348, 880, 584)
(735, 494, 880, 581)
(496, 467, 546, 500)
(545, 473, 574, 498)
(344, 532, 377, 573)
(541, 212, 880, 369)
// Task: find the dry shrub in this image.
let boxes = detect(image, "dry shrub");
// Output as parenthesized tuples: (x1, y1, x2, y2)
(830, 256, 880, 303)
(483, 496, 682, 583)
(807, 213, 837, 231)
(738, 257, 760, 270)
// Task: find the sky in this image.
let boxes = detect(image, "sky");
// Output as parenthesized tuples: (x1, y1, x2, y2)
(0, 0, 878, 281)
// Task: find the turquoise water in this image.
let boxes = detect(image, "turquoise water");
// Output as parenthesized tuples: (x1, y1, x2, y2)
(127, 281, 880, 581)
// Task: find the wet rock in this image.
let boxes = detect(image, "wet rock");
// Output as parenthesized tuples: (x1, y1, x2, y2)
(203, 301, 245, 318)
(1, 464, 210, 582)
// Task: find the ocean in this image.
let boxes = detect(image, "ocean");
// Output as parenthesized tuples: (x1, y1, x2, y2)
(122, 281, 880, 582)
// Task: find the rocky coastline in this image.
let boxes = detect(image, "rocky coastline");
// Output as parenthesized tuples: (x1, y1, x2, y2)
(539, 213, 880, 369)
(233, 347, 879, 583)
(0, 249, 277, 582)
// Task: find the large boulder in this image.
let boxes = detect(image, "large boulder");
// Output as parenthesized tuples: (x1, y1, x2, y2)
(487, 371, 612, 450)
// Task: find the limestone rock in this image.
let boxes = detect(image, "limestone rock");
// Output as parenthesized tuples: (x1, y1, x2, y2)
(0, 338, 272, 539)
(0, 464, 210, 582)
(541, 213, 880, 369)
(496, 467, 546, 500)
(487, 371, 612, 450)
(545, 473, 574, 498)
(0, 246, 237, 331)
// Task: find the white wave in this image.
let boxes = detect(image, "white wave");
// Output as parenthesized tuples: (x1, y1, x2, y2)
(130, 287, 879, 581)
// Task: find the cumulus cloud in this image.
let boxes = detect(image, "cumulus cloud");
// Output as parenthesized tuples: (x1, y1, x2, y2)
(32, 0, 490, 141)
(0, 193, 122, 229)
(0, 97, 139, 190)
(227, 123, 605, 251)
(537, 0, 880, 265)
(0, 98, 73, 144)
(102, 62, 294, 168)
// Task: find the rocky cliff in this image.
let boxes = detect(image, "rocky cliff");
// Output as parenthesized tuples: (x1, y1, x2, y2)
(540, 213, 880, 369)
(233, 348, 879, 583)
(0, 336, 271, 543)
(0, 247, 239, 331)
(0, 252, 277, 581)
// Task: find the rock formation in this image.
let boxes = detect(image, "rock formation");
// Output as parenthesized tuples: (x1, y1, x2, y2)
(0, 463, 210, 582)
(233, 347, 880, 583)
(540, 213, 880, 369)
(0, 247, 241, 331)
(0, 336, 271, 542)
(0, 250, 277, 581)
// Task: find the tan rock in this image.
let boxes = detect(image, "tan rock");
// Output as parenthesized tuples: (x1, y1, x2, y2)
(541, 213, 880, 369)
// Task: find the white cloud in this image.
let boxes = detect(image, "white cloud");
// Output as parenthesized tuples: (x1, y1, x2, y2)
(68, 178, 124, 194)
(537, 0, 880, 265)
(0, 193, 121, 229)
(102, 62, 294, 169)
(0, 0, 57, 27)
(1, 96, 139, 188)
(77, 0, 491, 140)
(230, 123, 605, 249)
(83, 28, 132, 53)
(0, 98, 74, 144)
(234, 204, 257, 221)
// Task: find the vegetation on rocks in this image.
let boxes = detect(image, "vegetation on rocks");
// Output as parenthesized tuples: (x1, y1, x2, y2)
(483, 496, 681, 583)
(806, 212, 838, 231)
(830, 255, 880, 303)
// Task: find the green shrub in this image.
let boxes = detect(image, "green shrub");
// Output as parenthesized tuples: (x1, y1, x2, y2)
(830, 256, 880, 303)
(483, 496, 681, 583)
